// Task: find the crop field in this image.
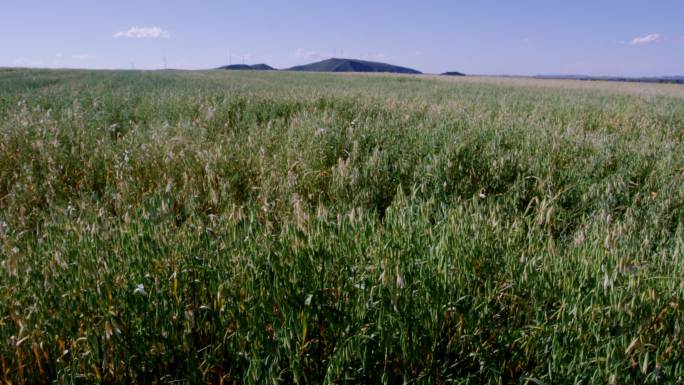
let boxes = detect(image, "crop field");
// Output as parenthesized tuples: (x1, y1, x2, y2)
(2, 68, 684, 384)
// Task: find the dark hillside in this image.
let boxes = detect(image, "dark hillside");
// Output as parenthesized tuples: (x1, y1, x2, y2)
(218, 64, 275, 71)
(288, 58, 421, 74)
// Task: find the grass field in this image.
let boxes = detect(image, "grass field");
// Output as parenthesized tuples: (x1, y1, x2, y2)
(1, 68, 684, 384)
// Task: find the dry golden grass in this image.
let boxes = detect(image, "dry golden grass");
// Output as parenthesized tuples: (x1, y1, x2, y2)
(428, 75, 684, 99)
(324, 70, 684, 99)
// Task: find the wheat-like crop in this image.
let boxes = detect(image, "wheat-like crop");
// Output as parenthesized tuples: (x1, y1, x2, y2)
(1, 68, 683, 384)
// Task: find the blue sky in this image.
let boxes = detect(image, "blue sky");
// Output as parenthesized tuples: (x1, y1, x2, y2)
(2, 0, 682, 76)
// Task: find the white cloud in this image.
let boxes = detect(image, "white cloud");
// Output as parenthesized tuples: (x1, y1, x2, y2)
(72, 53, 95, 60)
(114, 26, 170, 39)
(630, 33, 661, 45)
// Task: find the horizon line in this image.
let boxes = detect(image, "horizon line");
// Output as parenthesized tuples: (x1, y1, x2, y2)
(2, 63, 683, 79)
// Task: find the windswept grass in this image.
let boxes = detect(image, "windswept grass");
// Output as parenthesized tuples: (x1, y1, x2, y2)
(1, 69, 684, 384)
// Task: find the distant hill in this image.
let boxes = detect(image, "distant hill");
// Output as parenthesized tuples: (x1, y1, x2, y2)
(287, 58, 421, 74)
(442, 71, 466, 76)
(533, 74, 684, 85)
(249, 64, 275, 71)
(218, 64, 275, 71)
